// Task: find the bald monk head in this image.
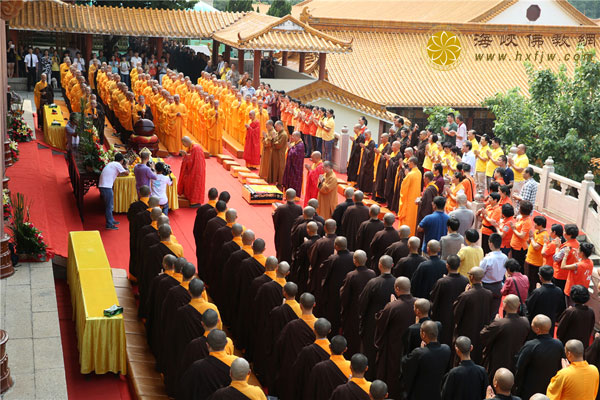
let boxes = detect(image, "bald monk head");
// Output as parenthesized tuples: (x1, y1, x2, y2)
(201, 309, 219, 331)
(530, 394, 550, 400)
(157, 215, 169, 227)
(308, 198, 319, 210)
(159, 224, 172, 241)
(231, 223, 243, 237)
(230, 357, 251, 381)
(344, 187, 355, 199)
(369, 205, 380, 219)
(277, 261, 290, 279)
(225, 208, 237, 223)
(207, 188, 218, 200)
(370, 380, 388, 400)
(207, 329, 228, 352)
(310, 151, 322, 163)
(139, 185, 151, 197)
(503, 294, 520, 315)
(163, 254, 177, 271)
(408, 156, 418, 168)
(314, 318, 332, 339)
(407, 236, 421, 254)
(215, 200, 227, 213)
(299, 293, 316, 314)
(248, 109, 256, 120)
(353, 190, 364, 203)
(455, 336, 473, 360)
(350, 353, 368, 378)
(399, 225, 411, 239)
(148, 196, 160, 208)
(265, 256, 278, 272)
(174, 257, 187, 273)
(252, 238, 265, 254)
(324, 219, 336, 234)
(181, 136, 193, 147)
(378, 255, 393, 274)
(285, 188, 296, 202)
(420, 320, 439, 344)
(241, 230, 255, 246)
(353, 250, 367, 267)
(468, 267, 484, 284)
(182, 262, 196, 281)
(426, 240, 440, 256)
(492, 368, 515, 395)
(307, 221, 318, 236)
(414, 298, 431, 319)
(283, 282, 298, 299)
(394, 277, 411, 296)
(150, 207, 163, 221)
(292, 131, 302, 142)
(219, 191, 231, 205)
(303, 206, 316, 220)
(382, 213, 395, 227)
(565, 339, 585, 362)
(531, 314, 552, 335)
(189, 278, 205, 298)
(457, 193, 468, 207)
(334, 236, 348, 252)
(330, 335, 347, 355)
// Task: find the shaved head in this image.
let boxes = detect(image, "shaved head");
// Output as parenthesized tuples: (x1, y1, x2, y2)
(277, 261, 290, 278)
(420, 320, 438, 340)
(566, 339, 584, 358)
(230, 358, 250, 381)
(395, 277, 411, 293)
(532, 314, 552, 334)
(158, 224, 172, 240)
(468, 267, 484, 283)
(189, 278, 205, 297)
(225, 208, 237, 223)
(299, 293, 316, 310)
(369, 205, 380, 218)
(353, 250, 367, 267)
(150, 207, 163, 220)
(303, 206, 315, 218)
(325, 219, 336, 234)
(202, 309, 219, 329)
(379, 255, 393, 272)
(399, 225, 411, 238)
(370, 380, 388, 400)
(493, 368, 514, 393)
(265, 256, 278, 271)
(283, 282, 298, 298)
(148, 196, 160, 208)
(350, 353, 368, 374)
(330, 335, 347, 355)
(308, 198, 319, 210)
(163, 254, 176, 270)
(207, 329, 228, 351)
(307, 221, 318, 235)
(427, 240, 440, 254)
(182, 262, 196, 280)
(231, 223, 243, 236)
(503, 294, 520, 314)
(383, 213, 395, 226)
(252, 238, 266, 253)
(408, 236, 421, 251)
(139, 185, 151, 197)
(157, 214, 169, 227)
(242, 229, 255, 245)
(334, 236, 348, 250)
(455, 336, 472, 355)
(353, 191, 364, 202)
(414, 298, 431, 315)
(314, 318, 332, 338)
(344, 187, 355, 199)
(285, 188, 296, 201)
(174, 257, 187, 273)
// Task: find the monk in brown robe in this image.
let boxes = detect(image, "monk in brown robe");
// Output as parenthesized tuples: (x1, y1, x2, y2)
(382, 141, 401, 208)
(357, 130, 376, 194)
(291, 318, 333, 400)
(211, 223, 243, 306)
(273, 188, 302, 263)
(272, 293, 318, 399)
(199, 200, 227, 280)
(341, 191, 370, 251)
(453, 267, 493, 364)
(180, 309, 235, 379)
(292, 221, 321, 296)
(369, 213, 400, 271)
(329, 353, 372, 400)
(128, 187, 150, 274)
(259, 120, 275, 182)
(271, 121, 289, 185)
(374, 276, 416, 399)
(317, 161, 338, 220)
(209, 358, 267, 400)
(178, 330, 238, 400)
(391, 148, 413, 213)
(206, 208, 237, 288)
(373, 133, 391, 201)
(308, 219, 337, 297)
(416, 171, 439, 233)
(131, 196, 161, 279)
(290, 207, 324, 264)
(221, 230, 255, 327)
(340, 250, 376, 356)
(305, 335, 353, 400)
(318, 237, 354, 336)
(356, 205, 384, 263)
(347, 124, 365, 184)
(384, 225, 411, 265)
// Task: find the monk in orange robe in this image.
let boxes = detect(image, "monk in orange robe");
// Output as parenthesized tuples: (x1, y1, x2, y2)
(178, 136, 206, 206)
(398, 156, 423, 235)
(165, 94, 187, 154)
(243, 110, 261, 169)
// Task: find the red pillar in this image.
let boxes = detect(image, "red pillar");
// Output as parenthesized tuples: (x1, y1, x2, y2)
(156, 37, 163, 58)
(299, 53, 306, 73)
(85, 34, 93, 62)
(212, 39, 219, 65)
(253, 50, 261, 87)
(224, 45, 231, 63)
(238, 50, 245, 74)
(318, 53, 326, 80)
(281, 51, 288, 66)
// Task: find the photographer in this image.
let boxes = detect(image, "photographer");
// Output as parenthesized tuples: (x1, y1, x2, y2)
(134, 150, 157, 193)
(98, 153, 129, 230)
(151, 162, 173, 215)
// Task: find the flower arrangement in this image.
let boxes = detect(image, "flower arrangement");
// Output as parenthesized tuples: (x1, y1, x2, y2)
(8, 193, 47, 260)
(9, 140, 19, 162)
(2, 189, 11, 221)
(7, 110, 33, 142)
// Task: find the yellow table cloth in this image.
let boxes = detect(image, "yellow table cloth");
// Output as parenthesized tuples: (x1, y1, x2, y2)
(67, 231, 126, 375)
(43, 105, 67, 150)
(113, 173, 179, 213)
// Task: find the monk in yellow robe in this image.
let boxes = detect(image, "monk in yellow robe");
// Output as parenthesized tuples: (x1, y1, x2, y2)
(398, 156, 423, 235)
(165, 94, 187, 154)
(70, 77, 85, 112)
(33, 73, 48, 112)
(60, 59, 71, 87)
(257, 99, 269, 136)
(238, 95, 251, 145)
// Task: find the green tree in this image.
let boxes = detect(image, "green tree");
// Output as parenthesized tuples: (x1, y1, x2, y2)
(76, 0, 198, 9)
(483, 47, 600, 182)
(267, 0, 292, 17)
(225, 0, 254, 12)
(423, 106, 457, 135)
(569, 0, 600, 18)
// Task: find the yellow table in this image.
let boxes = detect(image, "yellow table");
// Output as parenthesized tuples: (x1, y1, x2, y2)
(67, 231, 127, 375)
(113, 172, 179, 213)
(43, 105, 67, 150)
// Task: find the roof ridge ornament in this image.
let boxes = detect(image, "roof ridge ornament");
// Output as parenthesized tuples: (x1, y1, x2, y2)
(300, 6, 311, 24)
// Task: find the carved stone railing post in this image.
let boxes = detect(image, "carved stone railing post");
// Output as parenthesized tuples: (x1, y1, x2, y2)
(576, 171, 595, 229)
(536, 156, 554, 212)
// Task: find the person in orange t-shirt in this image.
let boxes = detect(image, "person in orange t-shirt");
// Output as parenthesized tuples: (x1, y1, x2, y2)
(509, 200, 534, 268)
(478, 192, 501, 254)
(494, 203, 515, 256)
(561, 242, 595, 298)
(524, 215, 549, 293)
(552, 224, 580, 293)
(541, 224, 564, 268)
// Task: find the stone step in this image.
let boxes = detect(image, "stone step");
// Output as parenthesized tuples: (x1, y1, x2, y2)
(8, 78, 27, 91)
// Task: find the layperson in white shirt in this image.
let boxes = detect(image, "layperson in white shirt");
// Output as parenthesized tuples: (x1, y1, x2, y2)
(98, 153, 129, 229)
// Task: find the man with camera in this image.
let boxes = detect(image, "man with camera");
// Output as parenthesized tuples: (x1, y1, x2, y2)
(98, 153, 130, 230)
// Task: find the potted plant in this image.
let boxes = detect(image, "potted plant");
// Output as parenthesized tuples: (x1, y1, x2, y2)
(6, 110, 33, 142)
(8, 193, 47, 261)
(2, 189, 10, 222)
(9, 141, 19, 163)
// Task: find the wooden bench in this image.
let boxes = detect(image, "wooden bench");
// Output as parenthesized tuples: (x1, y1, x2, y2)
(222, 132, 244, 158)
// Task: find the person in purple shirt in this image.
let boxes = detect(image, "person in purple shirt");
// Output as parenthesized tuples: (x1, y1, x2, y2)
(134, 150, 157, 191)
